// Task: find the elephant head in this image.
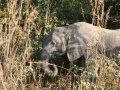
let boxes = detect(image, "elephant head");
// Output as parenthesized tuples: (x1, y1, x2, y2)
(41, 27, 68, 61)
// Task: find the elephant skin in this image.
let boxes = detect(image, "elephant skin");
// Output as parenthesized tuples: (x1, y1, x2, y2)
(40, 22, 120, 76)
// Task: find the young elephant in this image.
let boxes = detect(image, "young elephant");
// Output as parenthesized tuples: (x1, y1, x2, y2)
(40, 22, 120, 76)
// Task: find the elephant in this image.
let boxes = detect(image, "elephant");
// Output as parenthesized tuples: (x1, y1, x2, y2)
(40, 22, 120, 76)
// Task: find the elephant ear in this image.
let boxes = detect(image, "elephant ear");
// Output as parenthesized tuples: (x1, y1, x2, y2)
(67, 33, 86, 62)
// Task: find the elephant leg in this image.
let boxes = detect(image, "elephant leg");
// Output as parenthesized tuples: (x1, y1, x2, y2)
(67, 55, 86, 75)
(76, 55, 86, 67)
(69, 55, 86, 68)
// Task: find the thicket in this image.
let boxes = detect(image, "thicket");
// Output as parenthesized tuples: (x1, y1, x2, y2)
(0, 0, 120, 90)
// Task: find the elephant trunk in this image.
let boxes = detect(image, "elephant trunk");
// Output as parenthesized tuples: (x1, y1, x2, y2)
(41, 62, 58, 77)
(40, 49, 58, 76)
(40, 49, 51, 61)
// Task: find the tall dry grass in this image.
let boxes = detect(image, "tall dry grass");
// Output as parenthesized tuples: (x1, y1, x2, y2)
(0, 0, 39, 89)
(90, 0, 112, 28)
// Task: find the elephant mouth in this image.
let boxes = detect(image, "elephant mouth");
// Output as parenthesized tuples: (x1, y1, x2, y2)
(54, 50, 66, 56)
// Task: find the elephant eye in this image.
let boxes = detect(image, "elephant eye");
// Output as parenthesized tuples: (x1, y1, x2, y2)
(51, 41, 56, 45)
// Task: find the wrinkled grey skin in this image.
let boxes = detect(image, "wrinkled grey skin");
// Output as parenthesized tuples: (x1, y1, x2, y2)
(40, 22, 120, 76)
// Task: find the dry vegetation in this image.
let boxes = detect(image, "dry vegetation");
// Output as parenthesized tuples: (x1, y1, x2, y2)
(0, 0, 120, 90)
